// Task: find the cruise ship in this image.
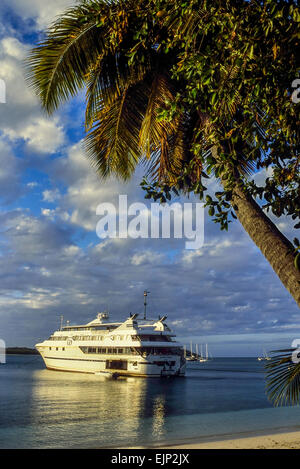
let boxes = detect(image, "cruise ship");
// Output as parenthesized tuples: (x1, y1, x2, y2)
(35, 311, 186, 378)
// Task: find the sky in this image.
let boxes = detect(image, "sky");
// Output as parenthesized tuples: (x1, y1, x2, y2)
(0, 0, 299, 356)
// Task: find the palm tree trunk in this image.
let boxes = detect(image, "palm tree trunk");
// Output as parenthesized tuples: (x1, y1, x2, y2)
(231, 184, 300, 306)
(208, 141, 300, 306)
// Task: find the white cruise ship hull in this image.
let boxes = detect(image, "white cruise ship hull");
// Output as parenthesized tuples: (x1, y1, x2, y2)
(38, 349, 186, 377)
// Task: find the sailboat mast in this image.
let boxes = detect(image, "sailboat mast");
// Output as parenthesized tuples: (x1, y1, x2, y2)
(144, 291, 150, 320)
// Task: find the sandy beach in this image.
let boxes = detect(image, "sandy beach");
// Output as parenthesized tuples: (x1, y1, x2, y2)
(160, 430, 300, 449)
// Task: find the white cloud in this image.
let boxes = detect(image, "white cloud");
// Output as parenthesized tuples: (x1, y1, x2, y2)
(0, 36, 66, 154)
(6, 0, 75, 30)
(0, 38, 34, 107)
(42, 188, 61, 203)
(182, 249, 204, 264)
(51, 142, 137, 230)
(4, 117, 65, 154)
(1, 37, 26, 60)
(0, 137, 22, 202)
(131, 251, 164, 266)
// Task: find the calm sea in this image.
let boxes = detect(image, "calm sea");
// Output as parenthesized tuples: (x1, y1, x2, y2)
(1, 355, 300, 448)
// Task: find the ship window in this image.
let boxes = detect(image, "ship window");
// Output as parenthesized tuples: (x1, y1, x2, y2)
(137, 335, 171, 342)
(49, 347, 51, 350)
(117, 348, 124, 354)
(62, 348, 65, 351)
(56, 347, 58, 351)
(106, 360, 128, 371)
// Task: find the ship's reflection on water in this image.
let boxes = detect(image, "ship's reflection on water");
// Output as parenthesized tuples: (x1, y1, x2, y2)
(31, 369, 186, 447)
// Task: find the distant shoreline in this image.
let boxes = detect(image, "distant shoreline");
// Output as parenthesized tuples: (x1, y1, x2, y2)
(6, 347, 38, 355)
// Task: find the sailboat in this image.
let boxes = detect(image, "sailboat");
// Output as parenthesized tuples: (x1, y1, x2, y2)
(257, 349, 271, 361)
(198, 343, 210, 362)
(186, 341, 197, 361)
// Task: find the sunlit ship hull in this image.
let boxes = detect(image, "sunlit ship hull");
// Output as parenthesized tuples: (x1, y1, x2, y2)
(38, 354, 186, 377)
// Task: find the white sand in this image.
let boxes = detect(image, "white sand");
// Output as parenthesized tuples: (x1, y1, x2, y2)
(160, 430, 300, 449)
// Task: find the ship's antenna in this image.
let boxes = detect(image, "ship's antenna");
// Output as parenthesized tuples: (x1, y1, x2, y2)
(144, 290, 150, 320)
(60, 315, 64, 331)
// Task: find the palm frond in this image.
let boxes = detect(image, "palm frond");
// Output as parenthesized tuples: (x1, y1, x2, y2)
(85, 50, 150, 130)
(139, 73, 185, 181)
(265, 348, 300, 406)
(139, 73, 176, 155)
(26, 1, 111, 114)
(85, 81, 149, 180)
(144, 110, 196, 184)
(85, 54, 106, 130)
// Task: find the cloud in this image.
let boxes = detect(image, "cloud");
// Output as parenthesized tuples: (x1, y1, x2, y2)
(49, 142, 140, 231)
(0, 137, 23, 203)
(0, 199, 298, 348)
(131, 251, 165, 266)
(4, 0, 75, 30)
(1, 37, 25, 60)
(4, 116, 65, 153)
(42, 189, 61, 203)
(0, 36, 66, 154)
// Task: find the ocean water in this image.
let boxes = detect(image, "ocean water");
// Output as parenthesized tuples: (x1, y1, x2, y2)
(1, 355, 300, 448)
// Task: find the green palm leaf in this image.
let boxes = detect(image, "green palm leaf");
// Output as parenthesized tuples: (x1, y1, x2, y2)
(85, 82, 149, 179)
(26, 1, 111, 114)
(265, 349, 300, 406)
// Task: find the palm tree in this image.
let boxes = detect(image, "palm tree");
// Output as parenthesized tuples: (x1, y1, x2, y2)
(26, 0, 300, 306)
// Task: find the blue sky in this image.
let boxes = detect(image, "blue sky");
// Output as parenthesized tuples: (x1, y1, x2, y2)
(0, 0, 299, 356)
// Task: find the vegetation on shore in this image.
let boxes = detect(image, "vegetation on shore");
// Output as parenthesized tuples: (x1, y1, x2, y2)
(6, 348, 39, 355)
